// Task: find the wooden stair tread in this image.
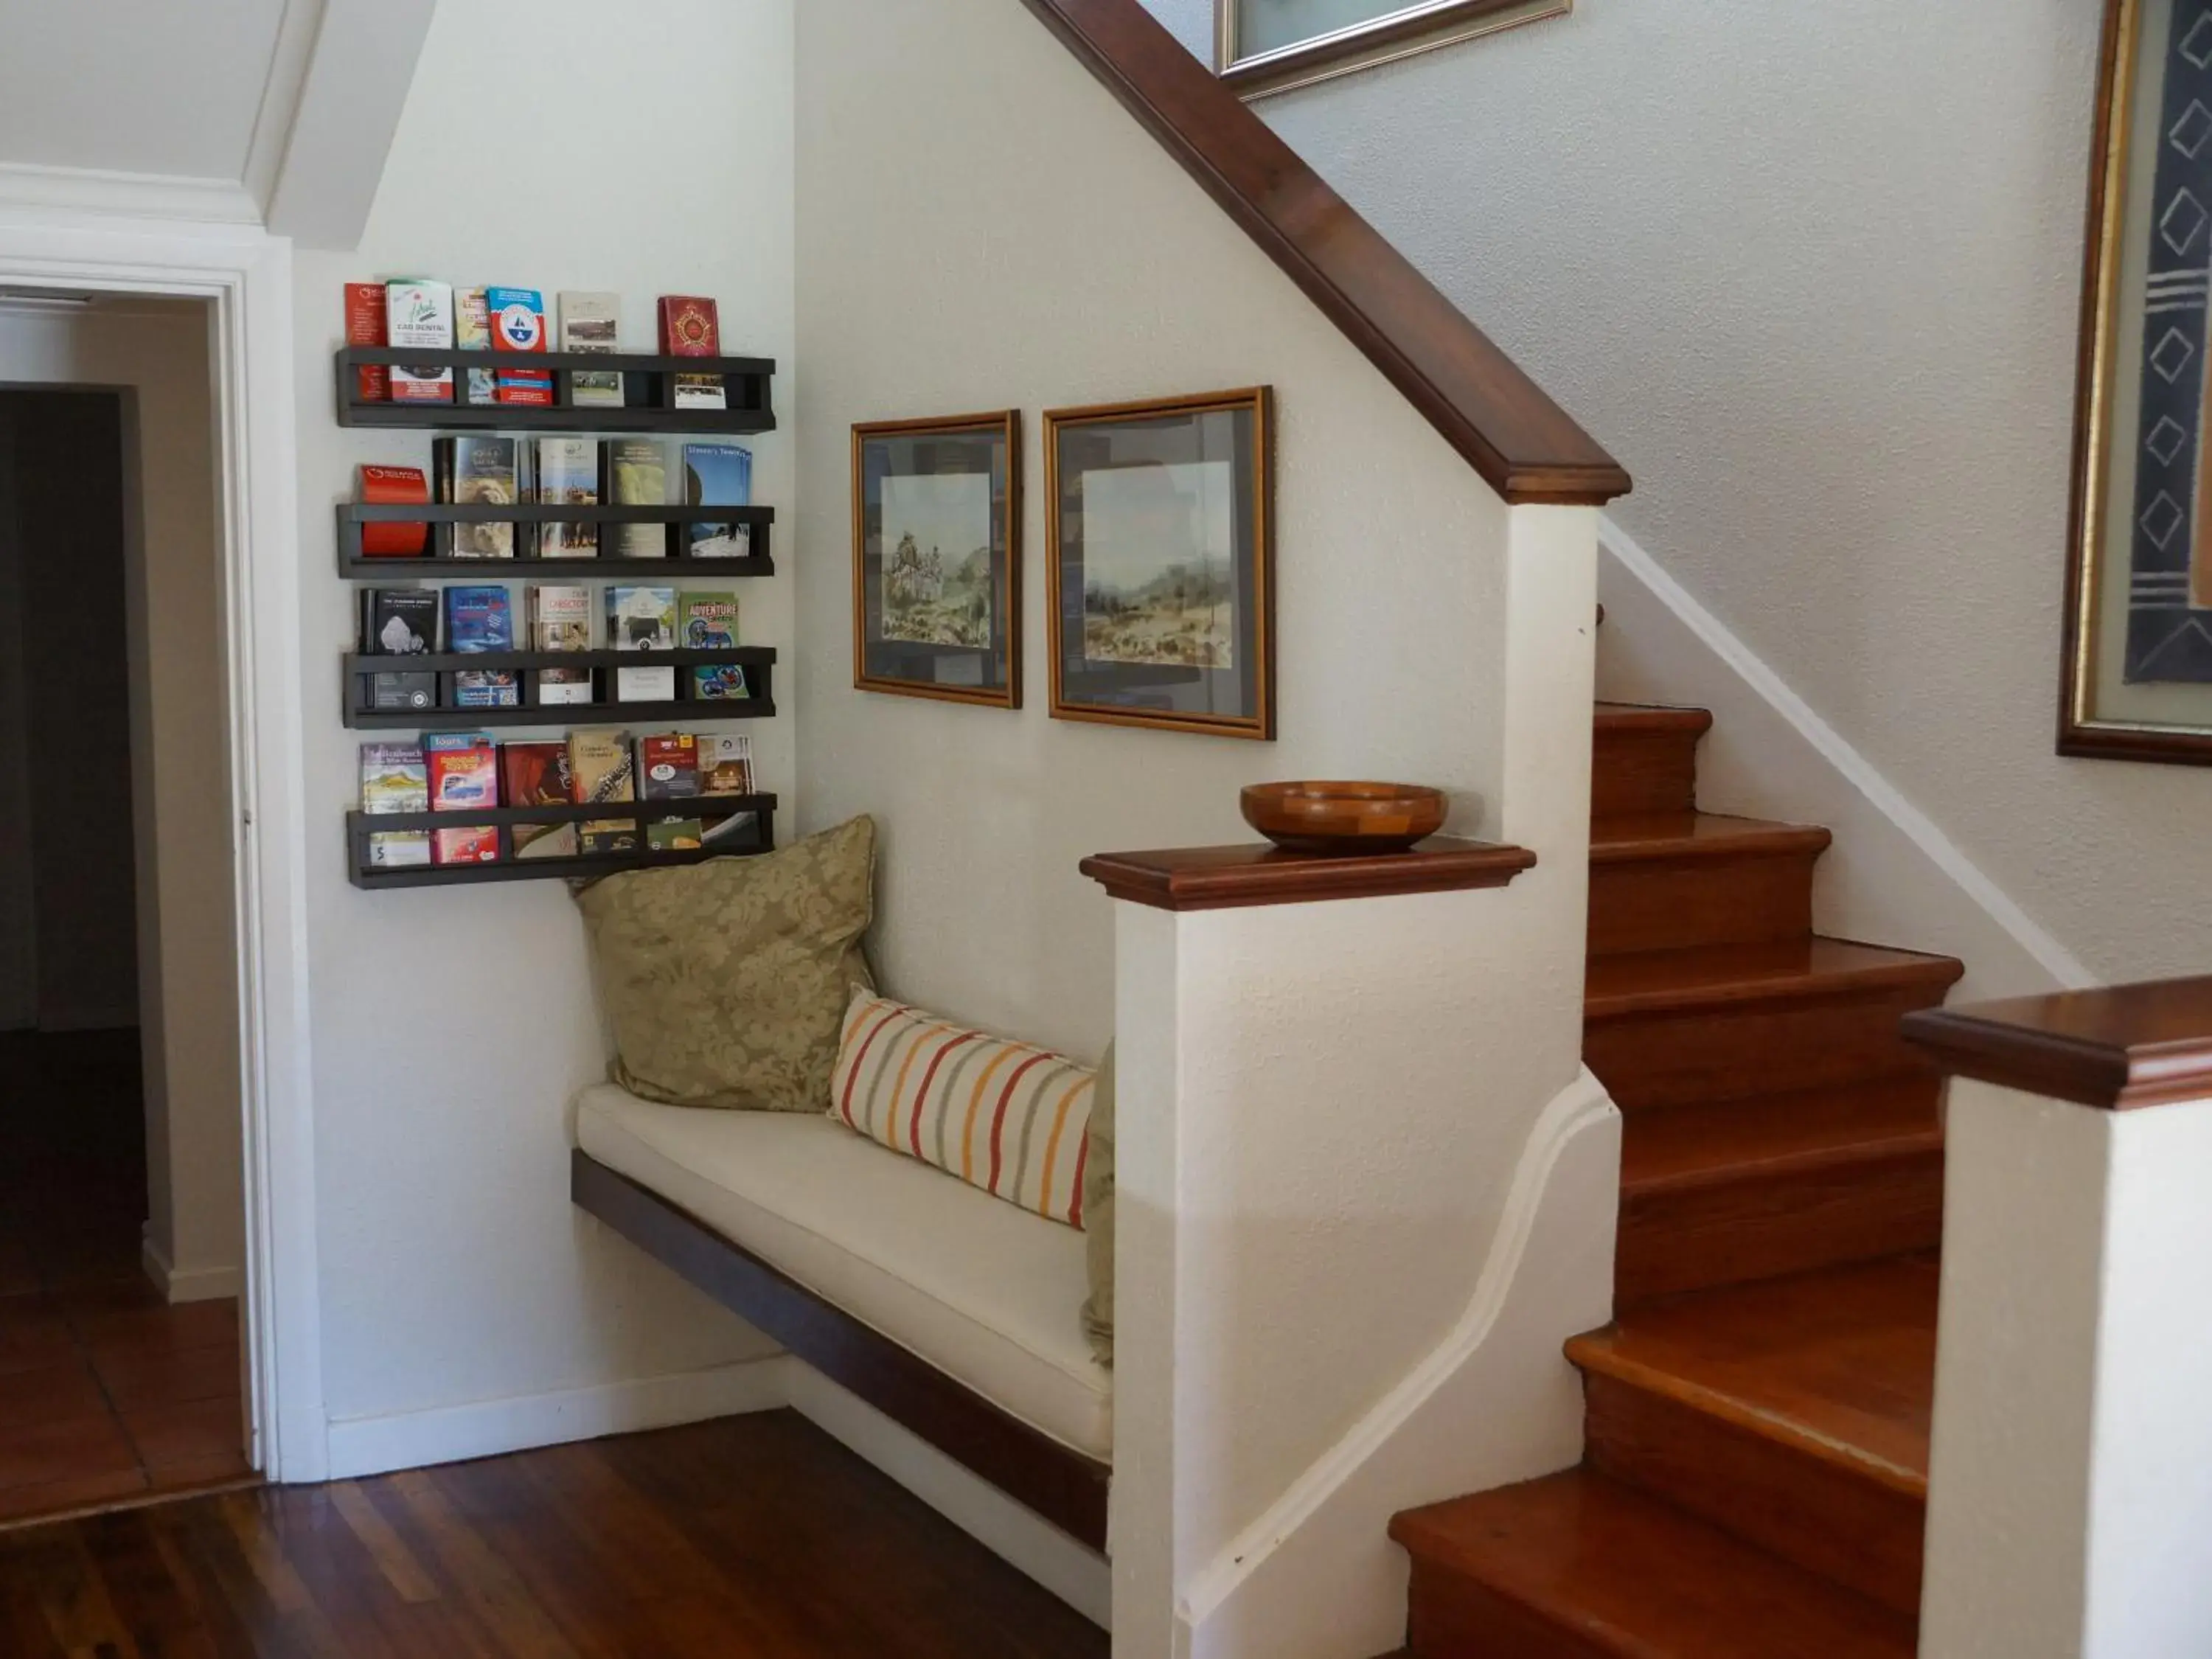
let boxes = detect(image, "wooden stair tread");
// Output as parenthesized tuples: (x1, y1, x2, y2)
(1391, 1470, 1916, 1657)
(1590, 811, 1831, 863)
(1593, 701, 1714, 734)
(1585, 937, 1964, 1018)
(1622, 1078, 1941, 1194)
(1567, 1256, 1938, 1495)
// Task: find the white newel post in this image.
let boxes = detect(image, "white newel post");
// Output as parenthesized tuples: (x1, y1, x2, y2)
(1907, 984, 2212, 1659)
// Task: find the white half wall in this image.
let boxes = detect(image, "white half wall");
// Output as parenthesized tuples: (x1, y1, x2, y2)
(1923, 1081, 2212, 1658)
(288, 0, 798, 1432)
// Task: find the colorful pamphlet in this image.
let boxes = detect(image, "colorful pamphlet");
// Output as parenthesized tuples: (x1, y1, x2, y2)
(608, 439, 669, 557)
(358, 465, 428, 557)
(487, 287, 553, 406)
(500, 741, 579, 859)
(567, 729, 638, 855)
(560, 291, 623, 408)
(683, 442, 751, 557)
(454, 287, 498, 406)
(425, 732, 499, 864)
(698, 733, 754, 796)
(639, 734, 700, 799)
(657, 295, 726, 410)
(434, 436, 518, 558)
(384, 279, 454, 403)
(359, 741, 429, 867)
(678, 591, 742, 698)
(533, 437, 599, 557)
(446, 585, 518, 709)
(344, 283, 388, 403)
(608, 585, 676, 702)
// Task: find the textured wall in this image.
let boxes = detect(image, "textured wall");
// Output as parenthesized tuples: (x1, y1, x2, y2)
(1136, 0, 2212, 982)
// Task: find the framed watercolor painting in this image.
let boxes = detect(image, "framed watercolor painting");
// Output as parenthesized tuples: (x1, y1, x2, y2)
(852, 411, 1021, 708)
(1044, 389, 1274, 740)
(2063, 0, 2212, 764)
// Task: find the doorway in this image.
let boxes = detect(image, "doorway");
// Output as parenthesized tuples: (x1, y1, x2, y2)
(0, 297, 253, 1522)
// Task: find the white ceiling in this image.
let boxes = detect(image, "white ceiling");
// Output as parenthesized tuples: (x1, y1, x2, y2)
(0, 0, 297, 183)
(0, 0, 433, 248)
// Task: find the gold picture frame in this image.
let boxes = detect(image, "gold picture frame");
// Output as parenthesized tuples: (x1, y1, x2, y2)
(1216, 0, 1569, 100)
(2062, 0, 2212, 765)
(1044, 389, 1274, 740)
(851, 411, 1022, 709)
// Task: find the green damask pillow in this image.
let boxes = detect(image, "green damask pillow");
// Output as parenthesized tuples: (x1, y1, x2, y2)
(575, 815, 876, 1111)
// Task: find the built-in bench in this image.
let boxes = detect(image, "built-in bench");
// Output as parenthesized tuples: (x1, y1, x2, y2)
(571, 1085, 1111, 1548)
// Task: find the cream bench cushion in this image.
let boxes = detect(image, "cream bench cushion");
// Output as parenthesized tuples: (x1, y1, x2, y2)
(575, 1084, 1113, 1461)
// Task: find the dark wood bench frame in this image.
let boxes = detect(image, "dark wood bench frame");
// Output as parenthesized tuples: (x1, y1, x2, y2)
(571, 1149, 1111, 1549)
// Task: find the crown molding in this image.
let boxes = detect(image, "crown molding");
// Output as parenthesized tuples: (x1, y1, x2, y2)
(0, 161, 261, 226)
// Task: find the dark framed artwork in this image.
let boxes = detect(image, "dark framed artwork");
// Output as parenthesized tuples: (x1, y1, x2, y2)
(1044, 389, 1274, 740)
(852, 411, 1020, 708)
(2062, 0, 2212, 765)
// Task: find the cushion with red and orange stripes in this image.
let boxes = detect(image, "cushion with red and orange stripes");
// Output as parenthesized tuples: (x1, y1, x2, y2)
(829, 992, 1098, 1229)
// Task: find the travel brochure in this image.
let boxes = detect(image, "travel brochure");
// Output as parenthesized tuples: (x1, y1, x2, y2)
(344, 279, 731, 410)
(360, 731, 757, 868)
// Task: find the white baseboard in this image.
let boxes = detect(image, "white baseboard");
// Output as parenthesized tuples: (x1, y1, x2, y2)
(140, 1234, 242, 1304)
(785, 1360, 1112, 1630)
(1596, 515, 2091, 1000)
(323, 1356, 789, 1481)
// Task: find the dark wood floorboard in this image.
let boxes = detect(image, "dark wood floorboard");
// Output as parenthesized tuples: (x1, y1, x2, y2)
(0, 1412, 1110, 1657)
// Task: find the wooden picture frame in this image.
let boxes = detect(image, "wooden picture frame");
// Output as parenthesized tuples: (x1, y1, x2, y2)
(2061, 0, 2212, 765)
(852, 411, 1021, 708)
(1216, 0, 1570, 100)
(1045, 389, 1274, 740)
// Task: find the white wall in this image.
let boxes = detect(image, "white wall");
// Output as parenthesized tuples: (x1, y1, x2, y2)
(1133, 0, 2212, 984)
(0, 301, 246, 1297)
(796, 0, 1539, 1062)
(289, 0, 797, 1439)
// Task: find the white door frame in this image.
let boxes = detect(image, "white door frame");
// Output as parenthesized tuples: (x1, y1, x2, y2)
(0, 205, 326, 1481)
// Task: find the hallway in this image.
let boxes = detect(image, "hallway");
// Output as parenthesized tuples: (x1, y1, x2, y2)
(0, 1031, 250, 1525)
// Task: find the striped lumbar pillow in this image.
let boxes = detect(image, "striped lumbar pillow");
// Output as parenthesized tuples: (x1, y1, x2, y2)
(830, 992, 1096, 1228)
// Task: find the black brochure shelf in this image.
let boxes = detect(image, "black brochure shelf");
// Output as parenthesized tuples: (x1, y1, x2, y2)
(343, 647, 778, 731)
(335, 347, 776, 432)
(347, 795, 779, 891)
(336, 502, 776, 578)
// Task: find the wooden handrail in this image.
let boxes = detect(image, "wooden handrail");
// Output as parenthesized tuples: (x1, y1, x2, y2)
(1902, 975, 2212, 1110)
(1016, 0, 1632, 508)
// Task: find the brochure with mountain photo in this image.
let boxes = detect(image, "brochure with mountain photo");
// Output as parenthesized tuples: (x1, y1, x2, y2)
(683, 442, 751, 557)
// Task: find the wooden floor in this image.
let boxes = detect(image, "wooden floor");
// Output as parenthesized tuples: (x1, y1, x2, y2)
(0, 1031, 251, 1523)
(0, 1412, 1109, 1658)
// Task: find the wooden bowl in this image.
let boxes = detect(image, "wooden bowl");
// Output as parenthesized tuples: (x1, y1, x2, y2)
(1239, 781, 1447, 855)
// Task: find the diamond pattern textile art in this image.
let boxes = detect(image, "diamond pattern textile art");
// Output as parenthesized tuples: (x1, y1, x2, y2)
(2128, 1, 2212, 681)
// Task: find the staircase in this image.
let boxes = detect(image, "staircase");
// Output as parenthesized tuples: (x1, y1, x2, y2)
(1385, 703, 1964, 1656)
